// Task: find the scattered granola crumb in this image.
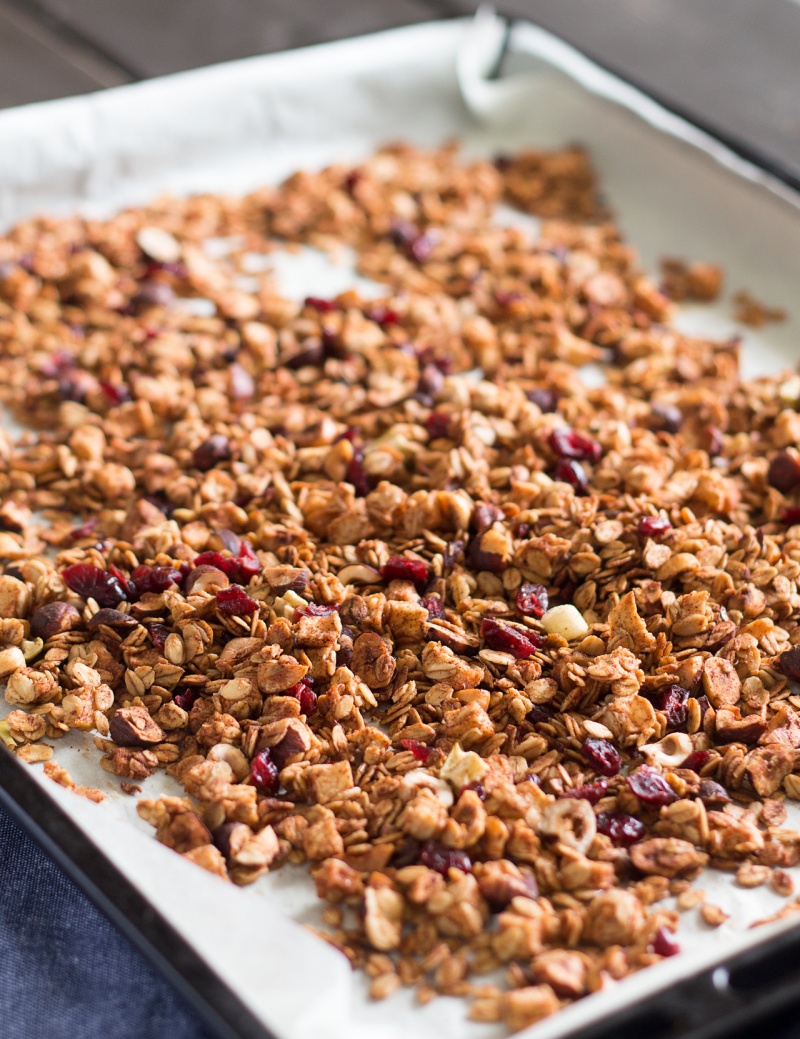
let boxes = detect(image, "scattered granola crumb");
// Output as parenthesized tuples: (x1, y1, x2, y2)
(771, 869, 795, 898)
(661, 258, 723, 302)
(733, 289, 787, 326)
(120, 781, 142, 796)
(699, 903, 729, 928)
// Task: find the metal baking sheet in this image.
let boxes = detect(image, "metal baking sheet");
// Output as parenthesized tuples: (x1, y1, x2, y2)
(2, 10, 800, 1039)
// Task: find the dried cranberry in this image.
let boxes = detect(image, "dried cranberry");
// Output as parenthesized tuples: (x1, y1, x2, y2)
(704, 425, 724, 457)
(193, 435, 231, 471)
(596, 810, 645, 846)
(287, 678, 317, 716)
(426, 412, 451, 439)
(99, 380, 131, 406)
(420, 596, 445, 619)
(364, 304, 398, 326)
(778, 645, 800, 682)
(416, 363, 445, 402)
(69, 518, 98, 541)
(173, 688, 198, 712)
(638, 515, 672, 540)
(62, 564, 128, 608)
(419, 841, 471, 875)
(526, 704, 555, 725)
(443, 539, 465, 569)
(131, 564, 181, 595)
(481, 618, 543, 659)
(304, 296, 337, 313)
(381, 555, 430, 588)
(627, 766, 678, 806)
(781, 507, 800, 525)
(549, 427, 602, 463)
(463, 781, 487, 800)
(250, 749, 280, 795)
(293, 602, 339, 621)
(400, 739, 433, 763)
(194, 540, 260, 585)
(653, 927, 680, 957)
(566, 778, 608, 804)
(768, 452, 800, 493)
(409, 232, 436, 264)
(650, 402, 682, 434)
(494, 154, 513, 171)
(131, 280, 174, 309)
(147, 622, 171, 652)
(581, 738, 622, 777)
(216, 585, 257, 615)
(526, 388, 558, 413)
(680, 750, 710, 772)
(515, 582, 548, 619)
(494, 289, 523, 307)
(553, 458, 589, 494)
(645, 684, 689, 730)
(693, 694, 711, 724)
(346, 449, 370, 497)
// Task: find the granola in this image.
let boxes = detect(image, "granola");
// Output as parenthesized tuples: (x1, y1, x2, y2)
(1, 141, 800, 1030)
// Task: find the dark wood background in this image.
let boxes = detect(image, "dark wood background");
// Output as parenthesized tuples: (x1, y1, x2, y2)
(2, 0, 800, 180)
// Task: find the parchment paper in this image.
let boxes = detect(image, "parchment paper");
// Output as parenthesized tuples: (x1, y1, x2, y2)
(2, 13, 800, 1039)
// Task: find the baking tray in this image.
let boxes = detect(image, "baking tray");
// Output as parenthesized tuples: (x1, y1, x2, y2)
(3, 9, 800, 1039)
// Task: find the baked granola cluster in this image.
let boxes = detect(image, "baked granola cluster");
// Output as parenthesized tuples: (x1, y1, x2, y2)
(2, 143, 800, 1032)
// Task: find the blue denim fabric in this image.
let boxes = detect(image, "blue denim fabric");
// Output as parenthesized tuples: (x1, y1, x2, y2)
(0, 806, 211, 1039)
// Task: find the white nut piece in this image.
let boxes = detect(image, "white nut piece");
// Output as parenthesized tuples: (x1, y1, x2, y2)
(542, 604, 589, 641)
(136, 226, 181, 264)
(207, 743, 250, 781)
(0, 646, 25, 679)
(639, 732, 694, 768)
(218, 676, 253, 701)
(439, 742, 488, 792)
(336, 564, 382, 585)
(399, 769, 454, 807)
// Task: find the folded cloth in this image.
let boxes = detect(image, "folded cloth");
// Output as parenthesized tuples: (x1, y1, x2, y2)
(0, 807, 210, 1039)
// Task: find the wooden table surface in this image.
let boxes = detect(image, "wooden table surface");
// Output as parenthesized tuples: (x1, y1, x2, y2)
(2, 0, 800, 181)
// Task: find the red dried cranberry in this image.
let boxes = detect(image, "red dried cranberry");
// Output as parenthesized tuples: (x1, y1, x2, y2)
(346, 450, 369, 497)
(778, 645, 800, 682)
(481, 618, 544, 659)
(193, 435, 231, 472)
(250, 749, 280, 795)
(426, 412, 451, 439)
(99, 380, 131, 406)
(287, 678, 317, 716)
(364, 304, 398, 326)
(566, 778, 608, 804)
(62, 564, 128, 608)
(704, 424, 724, 457)
(400, 739, 433, 763)
(526, 704, 555, 725)
(646, 684, 689, 730)
(692, 694, 711, 723)
(549, 427, 602, 463)
(650, 402, 682, 434)
(627, 766, 678, 806)
(768, 452, 800, 493)
(463, 780, 487, 800)
(638, 515, 672, 540)
(443, 539, 465, 570)
(553, 458, 589, 495)
(131, 564, 181, 595)
(526, 388, 558, 413)
(216, 585, 258, 615)
(304, 296, 337, 313)
(416, 363, 445, 402)
(235, 539, 261, 582)
(69, 518, 98, 541)
(516, 583, 548, 619)
(680, 750, 710, 772)
(653, 927, 680, 957)
(596, 810, 645, 846)
(781, 507, 800, 525)
(391, 838, 422, 868)
(194, 540, 260, 585)
(147, 623, 170, 651)
(173, 688, 198, 712)
(293, 602, 339, 621)
(419, 841, 471, 875)
(581, 738, 622, 777)
(380, 555, 430, 588)
(420, 596, 445, 619)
